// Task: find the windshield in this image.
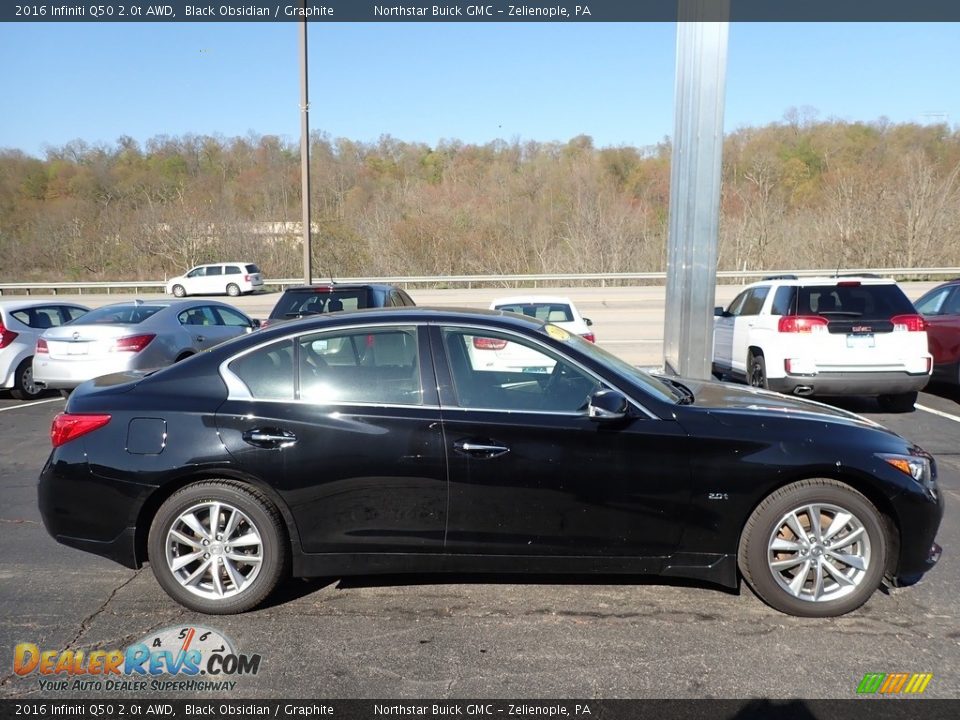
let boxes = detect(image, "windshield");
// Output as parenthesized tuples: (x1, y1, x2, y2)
(72, 304, 165, 325)
(542, 326, 683, 405)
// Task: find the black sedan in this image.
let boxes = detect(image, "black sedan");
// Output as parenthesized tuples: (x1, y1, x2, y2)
(38, 308, 943, 617)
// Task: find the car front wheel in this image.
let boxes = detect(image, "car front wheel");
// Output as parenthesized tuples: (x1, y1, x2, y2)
(739, 479, 887, 617)
(172, 284, 186, 298)
(148, 480, 288, 614)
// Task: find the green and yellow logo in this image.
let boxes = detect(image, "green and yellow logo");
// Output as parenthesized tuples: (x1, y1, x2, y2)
(857, 673, 933, 695)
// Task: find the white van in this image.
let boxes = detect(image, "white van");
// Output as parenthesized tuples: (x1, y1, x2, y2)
(166, 262, 264, 297)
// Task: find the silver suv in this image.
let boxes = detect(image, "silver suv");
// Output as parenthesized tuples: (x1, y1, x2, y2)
(712, 275, 931, 412)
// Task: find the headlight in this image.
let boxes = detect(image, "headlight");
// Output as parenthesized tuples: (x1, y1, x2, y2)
(878, 452, 936, 495)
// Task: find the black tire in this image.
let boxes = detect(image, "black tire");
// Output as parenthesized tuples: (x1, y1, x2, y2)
(738, 479, 887, 617)
(10, 358, 43, 400)
(747, 351, 768, 389)
(877, 392, 917, 413)
(226, 283, 241, 297)
(172, 284, 186, 298)
(148, 480, 288, 614)
(175, 352, 194, 363)
(59, 389, 72, 399)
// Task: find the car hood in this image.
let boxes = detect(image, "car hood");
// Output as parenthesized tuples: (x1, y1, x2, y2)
(681, 379, 887, 431)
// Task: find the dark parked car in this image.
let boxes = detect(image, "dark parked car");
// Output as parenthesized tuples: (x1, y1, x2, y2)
(39, 308, 942, 617)
(914, 279, 960, 385)
(262, 283, 414, 327)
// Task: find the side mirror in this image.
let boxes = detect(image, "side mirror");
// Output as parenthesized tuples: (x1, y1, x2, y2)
(587, 389, 629, 421)
(714, 306, 725, 317)
(584, 317, 593, 327)
(250, 318, 261, 329)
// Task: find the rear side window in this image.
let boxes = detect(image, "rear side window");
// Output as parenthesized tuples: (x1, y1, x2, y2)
(245, 264, 261, 274)
(74, 305, 164, 324)
(10, 306, 72, 329)
(496, 303, 574, 323)
(740, 287, 770, 316)
(797, 284, 915, 318)
(770, 287, 795, 316)
(270, 289, 370, 319)
(228, 340, 294, 400)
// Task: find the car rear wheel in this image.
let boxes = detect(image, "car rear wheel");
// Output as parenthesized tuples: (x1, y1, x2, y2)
(148, 480, 288, 614)
(877, 391, 917, 413)
(747, 351, 768, 390)
(172, 284, 186, 298)
(739, 479, 887, 617)
(226, 283, 241, 297)
(10, 358, 43, 400)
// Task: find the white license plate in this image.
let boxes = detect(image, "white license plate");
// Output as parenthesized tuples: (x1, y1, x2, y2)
(846, 333, 875, 348)
(66, 344, 89, 355)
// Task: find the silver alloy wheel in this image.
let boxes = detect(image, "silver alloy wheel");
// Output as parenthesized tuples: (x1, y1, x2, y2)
(767, 502, 872, 602)
(164, 500, 263, 600)
(20, 365, 39, 396)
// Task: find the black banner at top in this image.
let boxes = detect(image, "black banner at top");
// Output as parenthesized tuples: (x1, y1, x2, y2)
(5, 0, 960, 23)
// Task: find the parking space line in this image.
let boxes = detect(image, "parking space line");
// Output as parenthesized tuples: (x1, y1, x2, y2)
(0, 398, 64, 413)
(916, 404, 960, 424)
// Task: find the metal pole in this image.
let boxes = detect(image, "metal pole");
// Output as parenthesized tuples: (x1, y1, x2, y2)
(663, 2, 729, 378)
(299, 14, 313, 285)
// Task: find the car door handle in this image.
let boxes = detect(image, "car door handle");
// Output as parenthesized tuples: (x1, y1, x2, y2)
(454, 440, 510, 458)
(242, 429, 297, 449)
(195, 335, 205, 342)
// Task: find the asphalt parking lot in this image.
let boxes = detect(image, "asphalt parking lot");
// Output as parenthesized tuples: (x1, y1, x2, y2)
(0, 286, 958, 700)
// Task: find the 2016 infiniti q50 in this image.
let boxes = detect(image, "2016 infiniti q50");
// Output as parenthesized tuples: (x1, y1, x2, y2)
(38, 308, 943, 616)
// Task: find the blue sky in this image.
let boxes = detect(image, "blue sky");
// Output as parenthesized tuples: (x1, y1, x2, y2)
(0, 22, 956, 157)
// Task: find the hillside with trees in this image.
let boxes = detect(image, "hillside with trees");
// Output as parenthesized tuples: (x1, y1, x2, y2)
(1, 117, 958, 283)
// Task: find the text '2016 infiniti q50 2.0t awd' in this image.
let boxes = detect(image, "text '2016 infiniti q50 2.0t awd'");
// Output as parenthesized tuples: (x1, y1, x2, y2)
(38, 308, 943, 616)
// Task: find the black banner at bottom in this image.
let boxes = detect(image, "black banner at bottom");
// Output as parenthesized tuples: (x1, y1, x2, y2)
(0, 699, 957, 720)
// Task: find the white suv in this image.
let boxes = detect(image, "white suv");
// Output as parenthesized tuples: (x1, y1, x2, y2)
(712, 275, 931, 412)
(166, 262, 264, 298)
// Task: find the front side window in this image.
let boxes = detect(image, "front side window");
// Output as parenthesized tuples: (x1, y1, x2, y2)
(178, 306, 219, 327)
(186, 267, 205, 278)
(441, 327, 602, 412)
(298, 326, 421, 405)
(725, 289, 751, 317)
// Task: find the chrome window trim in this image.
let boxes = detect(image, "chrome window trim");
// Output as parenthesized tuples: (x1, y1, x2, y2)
(432, 321, 660, 420)
(219, 321, 423, 405)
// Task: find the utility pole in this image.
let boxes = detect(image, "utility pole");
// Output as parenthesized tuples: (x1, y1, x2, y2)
(299, 13, 312, 285)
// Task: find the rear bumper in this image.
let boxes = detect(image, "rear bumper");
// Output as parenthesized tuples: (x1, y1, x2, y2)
(768, 371, 930, 397)
(33, 356, 136, 390)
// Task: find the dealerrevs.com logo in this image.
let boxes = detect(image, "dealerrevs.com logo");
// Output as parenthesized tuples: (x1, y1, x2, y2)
(856, 673, 934, 695)
(13, 625, 261, 693)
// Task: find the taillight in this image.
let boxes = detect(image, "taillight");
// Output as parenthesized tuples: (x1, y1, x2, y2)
(473, 337, 508, 350)
(891, 314, 926, 332)
(581, 333, 596, 343)
(50, 413, 111, 447)
(244, 274, 251, 282)
(778, 316, 829, 333)
(0, 321, 18, 349)
(36, 338, 49, 354)
(113, 334, 155, 352)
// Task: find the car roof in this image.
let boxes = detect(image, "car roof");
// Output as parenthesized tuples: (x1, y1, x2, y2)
(280, 283, 403, 292)
(254, 306, 542, 335)
(0, 300, 88, 312)
(749, 276, 897, 288)
(491, 296, 575, 306)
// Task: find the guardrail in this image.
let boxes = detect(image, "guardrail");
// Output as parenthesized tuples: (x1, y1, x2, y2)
(0, 268, 958, 295)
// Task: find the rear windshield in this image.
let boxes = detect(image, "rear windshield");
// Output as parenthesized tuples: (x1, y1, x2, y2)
(795, 284, 916, 319)
(245, 264, 261, 274)
(270, 289, 372, 319)
(73, 305, 165, 325)
(495, 303, 573, 322)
